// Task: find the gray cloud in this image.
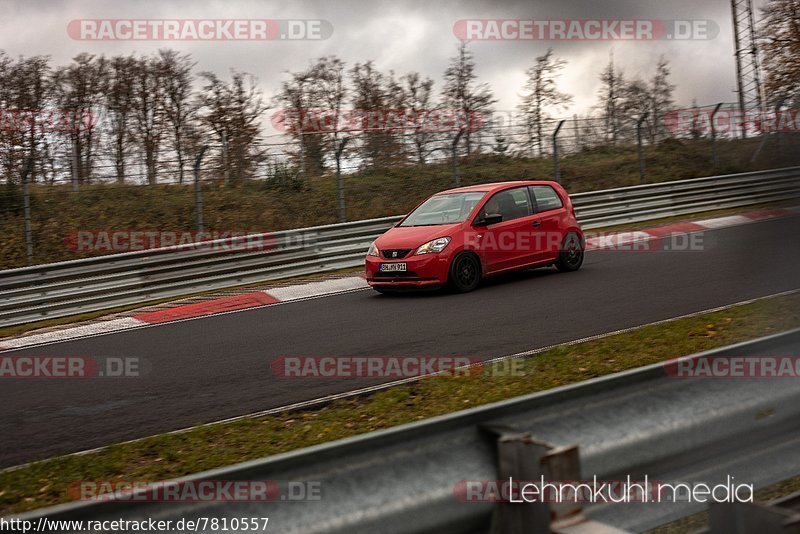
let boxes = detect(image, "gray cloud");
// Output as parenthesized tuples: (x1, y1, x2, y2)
(0, 0, 759, 133)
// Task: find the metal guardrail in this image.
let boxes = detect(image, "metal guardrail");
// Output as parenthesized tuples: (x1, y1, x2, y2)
(12, 329, 800, 533)
(1, 167, 799, 328)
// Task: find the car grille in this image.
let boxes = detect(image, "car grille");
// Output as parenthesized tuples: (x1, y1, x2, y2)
(381, 249, 412, 259)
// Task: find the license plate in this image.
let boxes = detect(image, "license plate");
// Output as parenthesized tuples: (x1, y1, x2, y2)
(380, 263, 407, 272)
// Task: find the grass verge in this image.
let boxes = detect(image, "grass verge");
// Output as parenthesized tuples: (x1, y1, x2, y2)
(2, 292, 800, 516)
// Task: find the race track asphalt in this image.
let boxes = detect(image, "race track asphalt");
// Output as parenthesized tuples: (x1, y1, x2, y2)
(1, 215, 799, 467)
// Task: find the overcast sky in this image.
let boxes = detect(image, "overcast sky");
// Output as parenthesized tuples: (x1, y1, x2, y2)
(0, 0, 767, 135)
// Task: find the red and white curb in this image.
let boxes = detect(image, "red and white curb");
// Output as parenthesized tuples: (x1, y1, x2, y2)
(585, 207, 799, 250)
(1, 206, 798, 351)
(0, 277, 370, 350)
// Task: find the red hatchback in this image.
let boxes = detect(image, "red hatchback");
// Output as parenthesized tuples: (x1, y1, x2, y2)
(365, 181, 584, 293)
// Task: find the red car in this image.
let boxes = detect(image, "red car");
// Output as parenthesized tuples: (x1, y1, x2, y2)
(365, 181, 584, 293)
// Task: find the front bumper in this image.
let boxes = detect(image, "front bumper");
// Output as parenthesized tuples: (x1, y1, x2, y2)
(365, 252, 451, 288)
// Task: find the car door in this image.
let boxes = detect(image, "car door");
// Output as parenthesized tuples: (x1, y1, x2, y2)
(474, 187, 534, 273)
(529, 185, 568, 263)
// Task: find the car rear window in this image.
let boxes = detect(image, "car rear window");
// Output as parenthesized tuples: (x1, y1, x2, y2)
(529, 185, 564, 213)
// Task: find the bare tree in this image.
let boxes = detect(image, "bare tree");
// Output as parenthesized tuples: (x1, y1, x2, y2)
(518, 48, 572, 157)
(198, 70, 266, 184)
(105, 55, 136, 183)
(620, 78, 651, 143)
(441, 42, 496, 154)
(350, 61, 405, 167)
(275, 66, 324, 176)
(274, 56, 346, 176)
(158, 49, 196, 184)
(400, 72, 436, 165)
(759, 0, 800, 107)
(312, 56, 348, 167)
(649, 56, 675, 142)
(597, 52, 625, 145)
(0, 51, 19, 183)
(131, 55, 165, 185)
(52, 53, 106, 185)
(13, 56, 51, 182)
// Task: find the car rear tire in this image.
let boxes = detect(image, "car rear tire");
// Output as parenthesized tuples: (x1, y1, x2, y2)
(555, 232, 584, 272)
(448, 252, 481, 293)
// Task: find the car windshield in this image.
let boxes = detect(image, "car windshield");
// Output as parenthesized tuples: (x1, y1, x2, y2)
(400, 192, 487, 227)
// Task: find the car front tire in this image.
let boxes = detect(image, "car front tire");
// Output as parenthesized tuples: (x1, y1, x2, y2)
(448, 252, 481, 292)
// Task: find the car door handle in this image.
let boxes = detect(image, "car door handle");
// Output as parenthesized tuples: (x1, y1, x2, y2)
(531, 221, 541, 228)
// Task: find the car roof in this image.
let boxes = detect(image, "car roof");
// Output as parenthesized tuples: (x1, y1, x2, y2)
(436, 180, 559, 195)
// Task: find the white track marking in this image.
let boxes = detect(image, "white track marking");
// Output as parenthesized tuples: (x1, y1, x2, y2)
(693, 215, 752, 229)
(264, 276, 369, 301)
(586, 231, 652, 250)
(0, 318, 146, 349)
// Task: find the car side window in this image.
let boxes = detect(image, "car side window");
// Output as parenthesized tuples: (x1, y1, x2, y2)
(529, 185, 564, 213)
(483, 187, 532, 222)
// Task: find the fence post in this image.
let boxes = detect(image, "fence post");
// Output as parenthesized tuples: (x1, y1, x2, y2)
(335, 136, 350, 223)
(22, 157, 34, 266)
(299, 131, 306, 179)
(194, 147, 207, 234)
(552, 120, 565, 183)
(573, 114, 580, 151)
(222, 130, 230, 186)
(71, 141, 79, 192)
(636, 113, 649, 184)
(452, 128, 465, 188)
(710, 103, 723, 167)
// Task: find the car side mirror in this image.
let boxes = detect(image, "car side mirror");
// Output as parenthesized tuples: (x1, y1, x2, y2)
(475, 213, 503, 226)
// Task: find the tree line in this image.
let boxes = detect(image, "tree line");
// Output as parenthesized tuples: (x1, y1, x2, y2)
(0, 50, 265, 186)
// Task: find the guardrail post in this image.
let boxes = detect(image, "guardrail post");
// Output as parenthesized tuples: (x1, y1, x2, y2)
(710, 103, 724, 167)
(637, 113, 649, 184)
(552, 120, 565, 183)
(452, 128, 465, 188)
(22, 157, 34, 266)
(335, 136, 350, 223)
(483, 425, 587, 534)
(194, 146, 208, 234)
(708, 499, 800, 533)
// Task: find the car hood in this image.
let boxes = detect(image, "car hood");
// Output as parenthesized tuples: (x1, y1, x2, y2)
(375, 223, 462, 250)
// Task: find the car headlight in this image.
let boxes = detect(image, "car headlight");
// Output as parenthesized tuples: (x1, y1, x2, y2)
(367, 241, 380, 257)
(415, 237, 451, 255)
